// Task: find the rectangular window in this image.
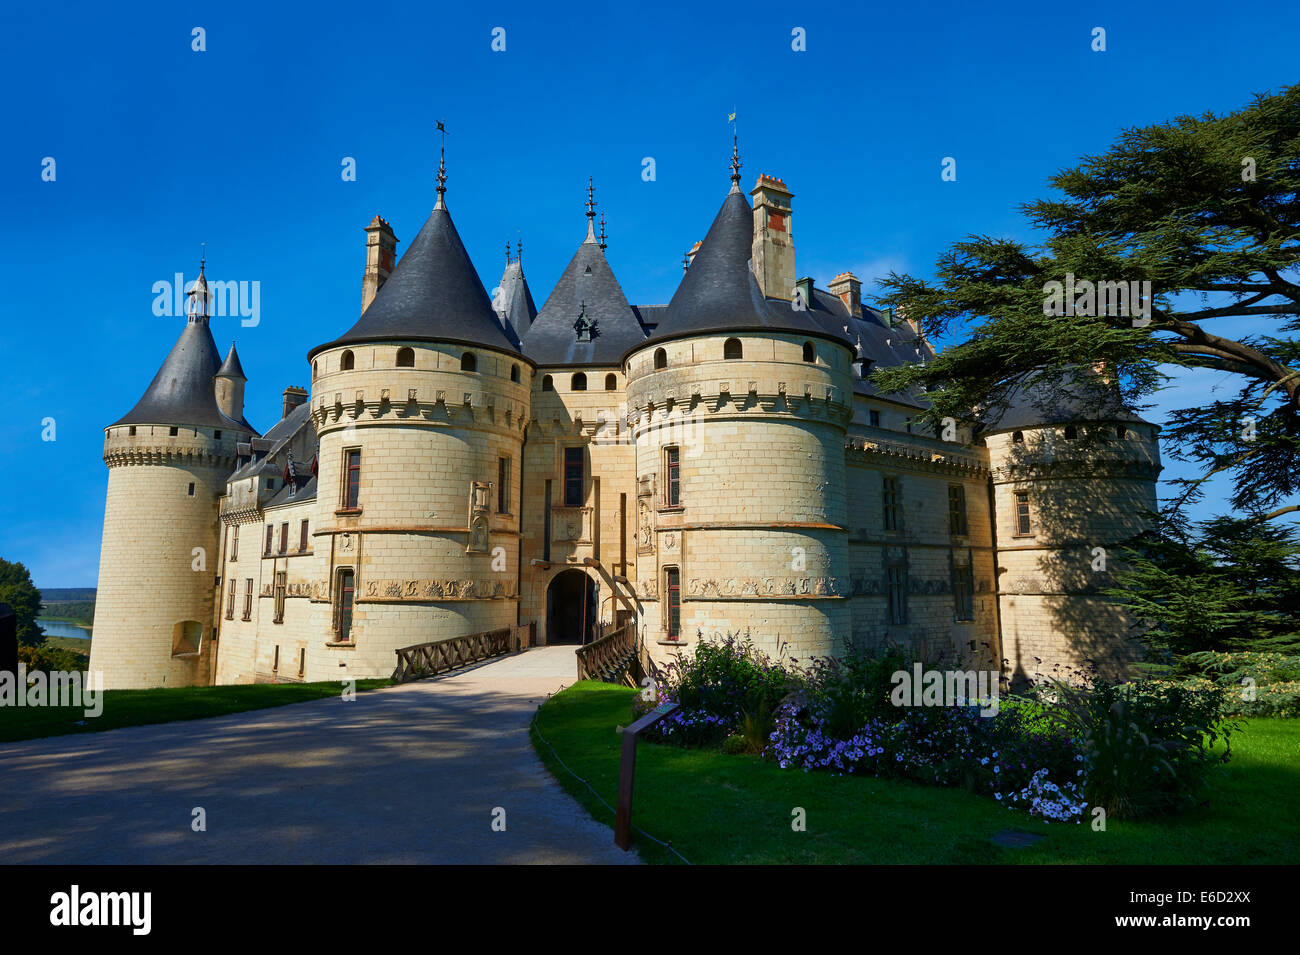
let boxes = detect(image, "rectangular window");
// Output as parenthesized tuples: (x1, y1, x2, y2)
(665, 447, 680, 506)
(948, 485, 968, 537)
(498, 457, 510, 513)
(188, 482, 195, 497)
(666, 567, 681, 640)
(888, 564, 907, 625)
(344, 450, 362, 508)
(278, 522, 289, 555)
(953, 563, 974, 622)
(272, 645, 280, 673)
(869, 410, 881, 428)
(265, 524, 273, 556)
(298, 648, 306, 678)
(1015, 491, 1032, 536)
(564, 447, 584, 507)
(225, 582, 236, 620)
(299, 520, 309, 552)
(169, 426, 178, 437)
(883, 476, 902, 532)
(336, 570, 356, 642)
(273, 571, 287, 624)
(231, 524, 239, 561)
(243, 578, 253, 621)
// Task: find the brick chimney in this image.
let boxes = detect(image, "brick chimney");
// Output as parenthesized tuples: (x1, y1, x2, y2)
(828, 272, 862, 317)
(750, 174, 795, 300)
(282, 386, 308, 419)
(362, 215, 398, 313)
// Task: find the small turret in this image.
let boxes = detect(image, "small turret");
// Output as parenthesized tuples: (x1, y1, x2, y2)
(215, 342, 247, 423)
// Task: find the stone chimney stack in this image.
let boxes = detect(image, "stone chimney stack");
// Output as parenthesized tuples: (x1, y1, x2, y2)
(362, 215, 398, 313)
(828, 272, 862, 317)
(750, 174, 795, 300)
(282, 386, 308, 419)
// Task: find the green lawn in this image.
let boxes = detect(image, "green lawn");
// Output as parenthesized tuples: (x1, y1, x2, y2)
(531, 681, 1300, 865)
(0, 679, 391, 744)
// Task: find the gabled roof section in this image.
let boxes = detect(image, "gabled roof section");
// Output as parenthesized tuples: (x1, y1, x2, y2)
(983, 369, 1148, 433)
(638, 186, 852, 355)
(111, 317, 254, 432)
(310, 203, 522, 359)
(229, 399, 314, 481)
(523, 225, 647, 367)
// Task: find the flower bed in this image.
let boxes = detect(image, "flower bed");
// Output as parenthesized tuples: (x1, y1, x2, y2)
(638, 632, 1237, 822)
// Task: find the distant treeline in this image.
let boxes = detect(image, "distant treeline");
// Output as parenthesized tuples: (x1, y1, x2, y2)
(40, 588, 96, 601)
(39, 599, 95, 626)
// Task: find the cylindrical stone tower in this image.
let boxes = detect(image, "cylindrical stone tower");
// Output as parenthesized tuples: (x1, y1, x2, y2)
(623, 161, 856, 664)
(91, 266, 256, 688)
(303, 166, 533, 681)
(985, 375, 1162, 682)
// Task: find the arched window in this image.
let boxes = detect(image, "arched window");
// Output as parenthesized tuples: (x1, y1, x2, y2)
(312, 360, 318, 380)
(605, 373, 617, 390)
(654, 348, 667, 370)
(396, 347, 414, 367)
(571, 372, 587, 391)
(340, 350, 354, 371)
(542, 374, 554, 391)
(724, 337, 743, 360)
(1117, 425, 1128, 439)
(1064, 425, 1078, 440)
(802, 341, 816, 363)
(1012, 431, 1024, 444)
(511, 364, 520, 383)
(461, 352, 477, 372)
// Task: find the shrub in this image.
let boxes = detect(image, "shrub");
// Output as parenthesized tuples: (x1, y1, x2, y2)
(17, 644, 90, 674)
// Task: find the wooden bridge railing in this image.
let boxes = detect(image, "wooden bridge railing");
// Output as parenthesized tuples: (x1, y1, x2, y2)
(575, 620, 638, 682)
(392, 622, 533, 683)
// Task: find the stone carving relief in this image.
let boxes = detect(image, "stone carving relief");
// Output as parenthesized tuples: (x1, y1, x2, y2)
(685, 576, 848, 598)
(359, 578, 518, 601)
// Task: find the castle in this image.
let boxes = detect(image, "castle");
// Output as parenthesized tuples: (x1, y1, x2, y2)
(89, 146, 1162, 689)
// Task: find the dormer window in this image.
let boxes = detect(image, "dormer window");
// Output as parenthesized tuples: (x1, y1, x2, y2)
(573, 303, 596, 343)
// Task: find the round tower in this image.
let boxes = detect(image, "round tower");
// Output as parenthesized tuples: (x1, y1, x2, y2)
(303, 151, 533, 681)
(622, 152, 856, 664)
(984, 372, 1162, 683)
(91, 263, 256, 688)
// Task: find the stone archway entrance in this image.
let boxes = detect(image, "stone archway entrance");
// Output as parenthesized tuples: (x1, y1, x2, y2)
(546, 569, 597, 645)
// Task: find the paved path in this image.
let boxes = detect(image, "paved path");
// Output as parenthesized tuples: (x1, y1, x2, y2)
(0, 647, 637, 864)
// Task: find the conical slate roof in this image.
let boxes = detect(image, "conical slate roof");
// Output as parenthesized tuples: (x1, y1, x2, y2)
(494, 260, 538, 346)
(111, 318, 253, 432)
(310, 202, 522, 358)
(522, 222, 647, 366)
(217, 341, 246, 380)
(635, 184, 852, 355)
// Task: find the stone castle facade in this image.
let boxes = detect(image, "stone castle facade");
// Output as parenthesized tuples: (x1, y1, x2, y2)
(90, 153, 1162, 689)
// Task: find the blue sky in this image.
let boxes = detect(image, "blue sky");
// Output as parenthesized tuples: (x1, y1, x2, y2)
(1, 0, 1297, 587)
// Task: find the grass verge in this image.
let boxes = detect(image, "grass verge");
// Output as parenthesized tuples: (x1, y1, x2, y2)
(531, 681, 1300, 864)
(0, 678, 391, 743)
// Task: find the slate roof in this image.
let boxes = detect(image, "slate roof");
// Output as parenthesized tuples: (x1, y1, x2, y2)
(494, 260, 538, 346)
(630, 305, 666, 335)
(982, 370, 1148, 433)
(310, 201, 524, 359)
(267, 474, 317, 508)
(523, 222, 648, 367)
(216, 342, 246, 380)
(229, 399, 314, 481)
(111, 317, 256, 432)
(632, 184, 853, 357)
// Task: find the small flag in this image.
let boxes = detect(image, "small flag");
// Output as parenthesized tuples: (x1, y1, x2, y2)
(728, 111, 736, 122)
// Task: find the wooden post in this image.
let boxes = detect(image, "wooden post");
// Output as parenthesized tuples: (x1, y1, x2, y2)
(614, 701, 679, 850)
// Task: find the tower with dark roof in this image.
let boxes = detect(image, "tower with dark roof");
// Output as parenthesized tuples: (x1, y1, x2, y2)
(621, 155, 856, 659)
(301, 149, 534, 680)
(91, 260, 257, 688)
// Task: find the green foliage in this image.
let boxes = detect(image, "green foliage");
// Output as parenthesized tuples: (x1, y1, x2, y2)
(0, 558, 45, 647)
(1108, 516, 1300, 658)
(17, 644, 89, 673)
(722, 734, 749, 756)
(795, 647, 907, 739)
(1041, 679, 1237, 819)
(1173, 651, 1300, 717)
(871, 84, 1300, 526)
(663, 630, 794, 725)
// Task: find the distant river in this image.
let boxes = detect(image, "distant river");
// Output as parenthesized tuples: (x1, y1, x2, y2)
(37, 618, 92, 640)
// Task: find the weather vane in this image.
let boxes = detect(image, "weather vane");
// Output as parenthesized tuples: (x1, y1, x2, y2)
(435, 120, 448, 201)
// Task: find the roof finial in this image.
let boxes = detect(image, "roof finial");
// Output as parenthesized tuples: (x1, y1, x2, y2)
(516, 238, 523, 266)
(729, 109, 742, 190)
(435, 120, 448, 207)
(599, 211, 607, 251)
(199, 242, 206, 277)
(505, 241, 511, 265)
(683, 249, 691, 274)
(586, 177, 596, 220)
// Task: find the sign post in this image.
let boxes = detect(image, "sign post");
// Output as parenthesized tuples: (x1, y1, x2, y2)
(615, 701, 679, 850)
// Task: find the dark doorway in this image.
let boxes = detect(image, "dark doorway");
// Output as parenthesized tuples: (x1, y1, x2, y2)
(546, 570, 596, 645)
